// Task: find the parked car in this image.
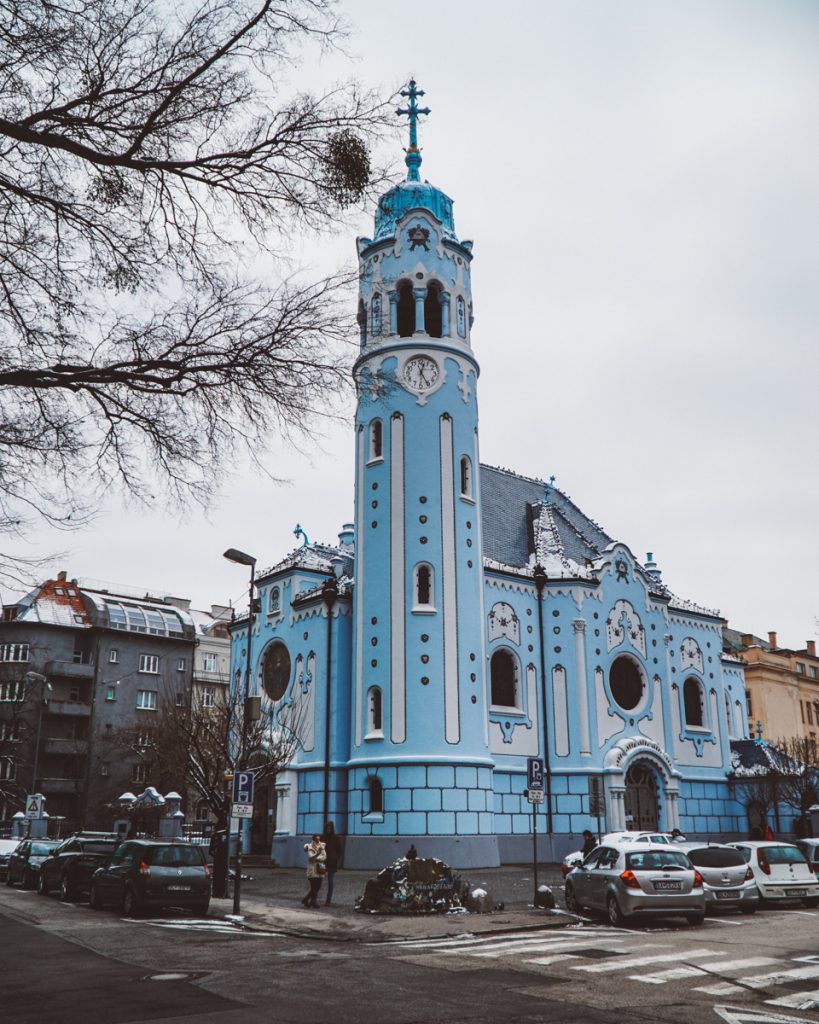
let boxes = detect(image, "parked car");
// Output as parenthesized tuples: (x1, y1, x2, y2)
(564, 841, 705, 926)
(796, 839, 819, 877)
(674, 842, 759, 914)
(5, 839, 60, 889)
(561, 831, 684, 876)
(89, 839, 211, 917)
(730, 841, 819, 907)
(38, 833, 120, 901)
(0, 838, 20, 881)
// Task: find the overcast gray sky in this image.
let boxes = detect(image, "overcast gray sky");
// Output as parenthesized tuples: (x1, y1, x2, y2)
(5, 0, 818, 649)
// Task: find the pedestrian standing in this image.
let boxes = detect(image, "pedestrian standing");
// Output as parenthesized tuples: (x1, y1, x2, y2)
(581, 830, 597, 857)
(302, 834, 326, 908)
(322, 821, 343, 906)
(763, 822, 775, 841)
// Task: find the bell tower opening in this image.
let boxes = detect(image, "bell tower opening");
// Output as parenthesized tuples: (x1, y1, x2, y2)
(397, 280, 414, 337)
(425, 282, 443, 338)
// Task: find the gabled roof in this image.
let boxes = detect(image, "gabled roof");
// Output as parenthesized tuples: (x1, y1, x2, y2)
(12, 579, 91, 629)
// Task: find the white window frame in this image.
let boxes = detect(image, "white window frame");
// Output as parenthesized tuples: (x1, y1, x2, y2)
(0, 756, 16, 780)
(203, 652, 217, 673)
(459, 455, 474, 500)
(202, 686, 216, 708)
(136, 689, 157, 711)
(132, 763, 147, 783)
(368, 418, 384, 464)
(0, 643, 29, 663)
(105, 685, 117, 702)
(0, 681, 25, 702)
(489, 647, 523, 711)
(177, 658, 186, 672)
(100, 762, 110, 777)
(365, 686, 383, 739)
(109, 649, 118, 663)
(412, 563, 436, 614)
(138, 654, 159, 674)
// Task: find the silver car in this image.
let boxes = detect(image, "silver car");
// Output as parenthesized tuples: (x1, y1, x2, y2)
(675, 842, 759, 914)
(565, 842, 706, 926)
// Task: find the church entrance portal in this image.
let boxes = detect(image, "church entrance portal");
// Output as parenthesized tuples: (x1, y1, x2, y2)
(624, 761, 659, 831)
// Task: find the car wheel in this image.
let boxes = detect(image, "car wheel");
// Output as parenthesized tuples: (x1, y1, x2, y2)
(122, 885, 142, 918)
(37, 871, 50, 895)
(606, 894, 625, 926)
(89, 884, 104, 911)
(59, 874, 74, 902)
(564, 883, 580, 914)
(802, 898, 819, 908)
(686, 912, 705, 926)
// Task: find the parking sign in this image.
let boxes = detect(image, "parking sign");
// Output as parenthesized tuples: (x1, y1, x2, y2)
(232, 770, 254, 805)
(526, 757, 544, 790)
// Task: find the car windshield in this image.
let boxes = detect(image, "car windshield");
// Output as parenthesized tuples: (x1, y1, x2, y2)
(626, 851, 690, 871)
(31, 843, 56, 855)
(147, 845, 204, 867)
(765, 846, 807, 865)
(687, 847, 745, 868)
(82, 842, 117, 856)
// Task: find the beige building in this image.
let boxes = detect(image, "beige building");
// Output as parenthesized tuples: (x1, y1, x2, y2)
(723, 628, 819, 743)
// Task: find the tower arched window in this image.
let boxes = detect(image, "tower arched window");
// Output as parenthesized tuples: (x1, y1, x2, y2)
(357, 298, 367, 346)
(683, 677, 705, 727)
(413, 563, 435, 611)
(371, 292, 382, 336)
(396, 280, 414, 337)
(369, 419, 383, 462)
(490, 649, 519, 709)
(366, 686, 383, 736)
(425, 282, 443, 338)
(460, 455, 473, 499)
(456, 295, 466, 338)
(367, 776, 383, 815)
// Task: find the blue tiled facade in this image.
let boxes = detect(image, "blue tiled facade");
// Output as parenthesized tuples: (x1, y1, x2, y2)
(229, 87, 751, 868)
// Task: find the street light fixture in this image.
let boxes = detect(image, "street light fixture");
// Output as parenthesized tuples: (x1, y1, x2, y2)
(223, 546, 257, 918)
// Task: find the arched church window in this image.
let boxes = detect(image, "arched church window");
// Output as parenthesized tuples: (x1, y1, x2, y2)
(683, 677, 705, 727)
(456, 295, 466, 338)
(371, 292, 382, 336)
(460, 455, 472, 499)
(369, 419, 383, 461)
(367, 776, 383, 815)
(490, 649, 519, 708)
(724, 692, 732, 737)
(357, 298, 367, 345)
(366, 686, 383, 735)
(269, 587, 280, 613)
(397, 280, 414, 337)
(261, 642, 291, 702)
(413, 563, 434, 610)
(425, 282, 443, 338)
(609, 655, 644, 711)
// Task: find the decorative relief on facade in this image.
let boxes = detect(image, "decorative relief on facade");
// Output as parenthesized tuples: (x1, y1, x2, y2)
(604, 735, 677, 780)
(488, 602, 520, 645)
(679, 636, 704, 673)
(605, 599, 646, 656)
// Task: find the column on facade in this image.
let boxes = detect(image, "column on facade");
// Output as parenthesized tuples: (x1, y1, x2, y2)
(412, 287, 426, 334)
(666, 788, 681, 831)
(607, 785, 626, 831)
(388, 289, 398, 336)
(441, 291, 451, 336)
(572, 619, 592, 757)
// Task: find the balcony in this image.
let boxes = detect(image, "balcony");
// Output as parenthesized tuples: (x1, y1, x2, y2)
(44, 661, 94, 680)
(46, 700, 91, 717)
(43, 738, 88, 756)
(40, 778, 81, 794)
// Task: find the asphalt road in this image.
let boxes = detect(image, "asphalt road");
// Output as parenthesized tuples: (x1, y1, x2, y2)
(2, 882, 819, 1024)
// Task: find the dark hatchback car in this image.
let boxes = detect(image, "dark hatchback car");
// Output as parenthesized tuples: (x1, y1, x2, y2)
(90, 840, 211, 916)
(38, 834, 120, 901)
(5, 839, 60, 888)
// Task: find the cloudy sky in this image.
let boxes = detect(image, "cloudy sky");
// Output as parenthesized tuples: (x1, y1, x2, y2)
(5, 1, 819, 648)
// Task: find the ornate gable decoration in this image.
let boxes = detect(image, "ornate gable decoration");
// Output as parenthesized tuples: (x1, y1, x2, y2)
(680, 637, 704, 674)
(487, 602, 520, 645)
(605, 599, 646, 657)
(408, 224, 430, 251)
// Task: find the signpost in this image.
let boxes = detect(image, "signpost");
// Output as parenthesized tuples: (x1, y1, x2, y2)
(25, 793, 44, 818)
(232, 771, 254, 805)
(526, 758, 545, 907)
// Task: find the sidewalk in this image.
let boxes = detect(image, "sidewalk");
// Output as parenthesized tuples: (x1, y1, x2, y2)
(210, 863, 575, 942)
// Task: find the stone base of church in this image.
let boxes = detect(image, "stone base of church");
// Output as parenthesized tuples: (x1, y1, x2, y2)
(272, 833, 502, 870)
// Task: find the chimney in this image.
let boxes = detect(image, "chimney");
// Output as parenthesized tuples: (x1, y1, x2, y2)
(57, 570, 67, 582)
(807, 640, 816, 658)
(768, 631, 777, 649)
(740, 634, 754, 648)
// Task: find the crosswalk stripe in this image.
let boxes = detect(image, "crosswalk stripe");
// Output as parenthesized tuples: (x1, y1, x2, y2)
(465, 936, 624, 957)
(389, 930, 563, 950)
(694, 982, 745, 996)
(571, 948, 715, 973)
(632, 958, 782, 985)
(524, 954, 583, 967)
(767, 989, 819, 1009)
(741, 965, 819, 989)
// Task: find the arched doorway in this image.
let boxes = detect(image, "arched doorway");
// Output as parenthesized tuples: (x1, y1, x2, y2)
(623, 761, 658, 831)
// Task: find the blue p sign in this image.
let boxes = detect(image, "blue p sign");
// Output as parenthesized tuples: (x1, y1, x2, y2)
(232, 771, 254, 805)
(527, 757, 544, 790)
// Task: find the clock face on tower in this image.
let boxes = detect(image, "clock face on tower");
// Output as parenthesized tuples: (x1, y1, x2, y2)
(402, 356, 439, 392)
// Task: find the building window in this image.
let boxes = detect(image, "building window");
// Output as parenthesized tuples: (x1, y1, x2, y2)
(396, 280, 414, 337)
(195, 801, 210, 820)
(138, 654, 159, 674)
(369, 419, 383, 462)
(724, 692, 732, 737)
(136, 689, 157, 710)
(609, 655, 644, 711)
(203, 652, 217, 673)
(801, 701, 806, 724)
(100, 762, 110, 777)
(490, 649, 519, 709)
(68, 685, 80, 702)
(367, 777, 383, 815)
(797, 662, 806, 675)
(109, 650, 118, 664)
(175, 692, 185, 707)
(177, 658, 185, 672)
(456, 295, 466, 337)
(202, 686, 216, 708)
(371, 292, 382, 336)
(746, 693, 753, 718)
(460, 455, 473, 499)
(135, 727, 154, 748)
(366, 686, 383, 736)
(105, 686, 117, 701)
(0, 643, 29, 663)
(413, 563, 435, 611)
(0, 757, 16, 780)
(683, 677, 705, 727)
(810, 704, 815, 726)
(425, 281, 443, 338)
(0, 681, 24, 702)
(261, 642, 291, 702)
(132, 763, 148, 784)
(0, 721, 20, 741)
(811, 666, 818, 679)
(269, 588, 280, 614)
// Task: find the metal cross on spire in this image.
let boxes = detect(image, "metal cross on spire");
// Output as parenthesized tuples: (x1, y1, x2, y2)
(396, 79, 430, 182)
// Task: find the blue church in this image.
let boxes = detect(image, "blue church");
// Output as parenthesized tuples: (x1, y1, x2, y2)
(230, 82, 751, 868)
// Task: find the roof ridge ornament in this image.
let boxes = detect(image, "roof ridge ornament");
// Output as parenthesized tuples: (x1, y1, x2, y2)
(396, 78, 430, 182)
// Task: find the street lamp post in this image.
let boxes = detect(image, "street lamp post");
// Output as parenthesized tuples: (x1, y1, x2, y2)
(223, 547, 257, 918)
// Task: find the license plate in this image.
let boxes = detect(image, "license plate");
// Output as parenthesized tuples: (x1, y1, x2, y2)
(715, 890, 737, 900)
(785, 888, 806, 896)
(167, 885, 192, 892)
(653, 881, 683, 891)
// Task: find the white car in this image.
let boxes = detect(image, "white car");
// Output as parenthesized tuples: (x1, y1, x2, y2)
(562, 831, 683, 877)
(730, 841, 819, 906)
(796, 838, 819, 878)
(0, 837, 20, 880)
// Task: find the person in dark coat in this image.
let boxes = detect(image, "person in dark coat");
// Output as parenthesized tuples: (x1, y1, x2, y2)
(321, 821, 343, 906)
(581, 830, 597, 857)
(405, 844, 418, 860)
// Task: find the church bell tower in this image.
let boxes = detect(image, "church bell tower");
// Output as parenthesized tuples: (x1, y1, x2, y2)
(348, 83, 496, 865)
